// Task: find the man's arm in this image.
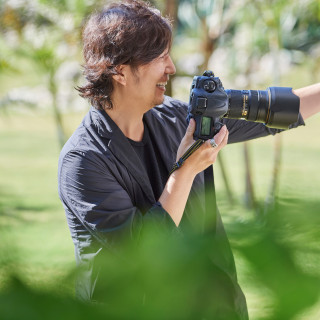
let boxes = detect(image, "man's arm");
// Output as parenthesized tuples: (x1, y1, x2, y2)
(294, 83, 320, 120)
(159, 120, 228, 226)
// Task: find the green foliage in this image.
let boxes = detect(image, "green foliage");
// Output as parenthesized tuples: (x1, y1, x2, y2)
(232, 200, 320, 319)
(0, 276, 106, 320)
(0, 0, 106, 146)
(0, 56, 16, 73)
(1, 197, 320, 319)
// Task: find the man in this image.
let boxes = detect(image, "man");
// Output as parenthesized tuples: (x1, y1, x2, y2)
(58, 0, 320, 318)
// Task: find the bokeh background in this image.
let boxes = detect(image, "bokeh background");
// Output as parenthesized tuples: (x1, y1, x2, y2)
(0, 0, 320, 319)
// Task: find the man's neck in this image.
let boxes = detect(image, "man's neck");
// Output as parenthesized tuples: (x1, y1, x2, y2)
(105, 105, 145, 142)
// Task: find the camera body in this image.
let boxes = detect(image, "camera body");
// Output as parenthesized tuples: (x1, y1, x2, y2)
(187, 71, 300, 140)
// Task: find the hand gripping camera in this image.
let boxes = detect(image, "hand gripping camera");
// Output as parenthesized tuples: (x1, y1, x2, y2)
(187, 71, 300, 140)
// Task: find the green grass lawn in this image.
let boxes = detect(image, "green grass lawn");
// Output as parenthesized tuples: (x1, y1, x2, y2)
(0, 111, 78, 294)
(0, 110, 319, 319)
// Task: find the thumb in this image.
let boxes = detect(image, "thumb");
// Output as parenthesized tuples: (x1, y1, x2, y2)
(212, 124, 227, 145)
(186, 118, 196, 137)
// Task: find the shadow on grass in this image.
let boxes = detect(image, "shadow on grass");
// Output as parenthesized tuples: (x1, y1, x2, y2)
(0, 187, 58, 223)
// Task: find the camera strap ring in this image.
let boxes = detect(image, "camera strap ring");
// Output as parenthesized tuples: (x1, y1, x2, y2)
(169, 139, 204, 176)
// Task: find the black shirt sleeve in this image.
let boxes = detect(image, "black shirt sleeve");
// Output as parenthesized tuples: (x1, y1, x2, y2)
(59, 150, 175, 249)
(224, 113, 305, 144)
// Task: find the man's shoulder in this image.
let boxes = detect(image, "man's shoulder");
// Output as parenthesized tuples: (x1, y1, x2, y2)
(155, 96, 188, 112)
(58, 108, 111, 166)
(151, 96, 188, 122)
(145, 96, 188, 139)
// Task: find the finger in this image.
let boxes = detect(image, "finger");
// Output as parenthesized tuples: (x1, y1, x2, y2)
(182, 119, 196, 145)
(185, 118, 196, 137)
(221, 128, 229, 146)
(203, 126, 228, 150)
(213, 125, 227, 145)
(216, 129, 229, 150)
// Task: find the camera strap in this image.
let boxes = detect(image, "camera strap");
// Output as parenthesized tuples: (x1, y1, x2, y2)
(169, 139, 204, 176)
(204, 165, 217, 233)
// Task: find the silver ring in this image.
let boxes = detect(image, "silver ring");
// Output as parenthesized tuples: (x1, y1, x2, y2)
(210, 138, 218, 148)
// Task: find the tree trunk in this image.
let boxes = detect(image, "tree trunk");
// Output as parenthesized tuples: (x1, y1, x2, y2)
(217, 152, 235, 206)
(265, 134, 282, 212)
(49, 72, 66, 148)
(243, 142, 257, 210)
(265, 30, 282, 211)
(164, 0, 178, 97)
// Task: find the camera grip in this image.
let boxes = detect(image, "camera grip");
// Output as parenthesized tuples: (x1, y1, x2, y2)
(189, 115, 223, 140)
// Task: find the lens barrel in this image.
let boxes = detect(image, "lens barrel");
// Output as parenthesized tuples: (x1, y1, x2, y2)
(225, 87, 300, 129)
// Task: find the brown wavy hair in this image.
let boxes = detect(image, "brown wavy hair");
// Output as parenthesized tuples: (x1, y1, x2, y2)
(77, 0, 173, 110)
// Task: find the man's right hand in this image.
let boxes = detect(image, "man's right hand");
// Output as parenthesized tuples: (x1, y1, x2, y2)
(159, 119, 228, 226)
(175, 118, 229, 178)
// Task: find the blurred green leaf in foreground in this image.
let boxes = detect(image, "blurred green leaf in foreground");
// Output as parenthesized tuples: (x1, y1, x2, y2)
(1, 194, 320, 320)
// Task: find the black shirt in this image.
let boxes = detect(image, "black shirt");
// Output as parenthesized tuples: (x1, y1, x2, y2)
(127, 122, 168, 201)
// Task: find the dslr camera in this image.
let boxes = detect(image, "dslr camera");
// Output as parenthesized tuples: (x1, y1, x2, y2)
(188, 71, 300, 140)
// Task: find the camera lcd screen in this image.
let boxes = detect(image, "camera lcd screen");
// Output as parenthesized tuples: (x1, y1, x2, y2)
(201, 117, 211, 136)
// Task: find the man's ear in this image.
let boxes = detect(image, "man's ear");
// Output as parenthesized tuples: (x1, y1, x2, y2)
(112, 65, 128, 86)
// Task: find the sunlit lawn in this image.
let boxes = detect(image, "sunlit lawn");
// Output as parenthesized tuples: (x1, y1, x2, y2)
(0, 109, 319, 319)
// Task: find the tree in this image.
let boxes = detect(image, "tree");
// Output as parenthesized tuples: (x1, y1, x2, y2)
(0, 0, 102, 147)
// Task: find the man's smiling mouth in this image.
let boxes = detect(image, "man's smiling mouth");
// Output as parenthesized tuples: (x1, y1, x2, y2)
(156, 82, 167, 89)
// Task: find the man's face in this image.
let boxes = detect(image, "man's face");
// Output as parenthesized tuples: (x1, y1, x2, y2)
(125, 49, 176, 111)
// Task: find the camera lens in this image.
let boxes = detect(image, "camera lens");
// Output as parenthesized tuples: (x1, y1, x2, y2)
(224, 89, 268, 122)
(224, 87, 299, 129)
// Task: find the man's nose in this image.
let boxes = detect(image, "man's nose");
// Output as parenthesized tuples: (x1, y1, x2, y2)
(166, 55, 176, 75)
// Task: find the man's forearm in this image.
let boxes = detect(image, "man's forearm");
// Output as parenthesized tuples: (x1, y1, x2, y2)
(294, 83, 320, 120)
(159, 123, 229, 227)
(158, 166, 195, 227)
